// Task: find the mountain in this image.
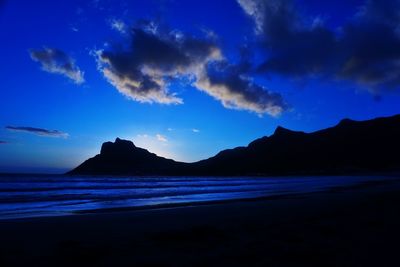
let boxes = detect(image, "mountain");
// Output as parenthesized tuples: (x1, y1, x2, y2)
(68, 114, 400, 176)
(68, 138, 188, 175)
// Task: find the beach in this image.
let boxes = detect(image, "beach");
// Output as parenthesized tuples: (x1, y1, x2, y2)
(0, 178, 399, 266)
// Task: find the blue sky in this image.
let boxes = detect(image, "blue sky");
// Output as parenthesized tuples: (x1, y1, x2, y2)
(1, 0, 400, 173)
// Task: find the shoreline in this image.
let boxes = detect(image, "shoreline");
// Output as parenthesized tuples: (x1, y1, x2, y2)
(1, 177, 398, 222)
(1, 177, 400, 266)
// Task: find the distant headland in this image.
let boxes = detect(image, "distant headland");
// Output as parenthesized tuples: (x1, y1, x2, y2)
(68, 114, 400, 176)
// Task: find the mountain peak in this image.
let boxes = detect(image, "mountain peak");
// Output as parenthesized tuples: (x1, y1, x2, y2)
(338, 118, 355, 125)
(114, 137, 135, 146)
(100, 138, 136, 155)
(273, 126, 293, 135)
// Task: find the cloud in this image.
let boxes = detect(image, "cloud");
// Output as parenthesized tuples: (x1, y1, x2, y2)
(156, 134, 167, 142)
(70, 26, 79, 32)
(237, 0, 337, 77)
(109, 18, 127, 34)
(237, 0, 265, 33)
(6, 126, 69, 138)
(95, 26, 221, 104)
(192, 128, 200, 133)
(30, 47, 84, 84)
(0, 140, 8, 144)
(196, 60, 287, 116)
(133, 133, 174, 159)
(95, 23, 287, 115)
(138, 133, 167, 142)
(237, 0, 400, 92)
(337, 0, 400, 90)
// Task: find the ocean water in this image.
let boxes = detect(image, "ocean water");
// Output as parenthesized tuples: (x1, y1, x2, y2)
(0, 174, 395, 220)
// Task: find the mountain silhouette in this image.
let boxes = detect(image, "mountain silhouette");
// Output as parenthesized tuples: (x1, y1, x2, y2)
(68, 114, 400, 176)
(69, 138, 188, 175)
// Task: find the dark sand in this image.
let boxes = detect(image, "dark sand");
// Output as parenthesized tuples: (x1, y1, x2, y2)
(1, 178, 400, 267)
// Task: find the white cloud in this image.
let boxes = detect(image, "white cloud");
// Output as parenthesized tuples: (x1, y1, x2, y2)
(192, 128, 200, 133)
(95, 24, 287, 116)
(237, 0, 265, 34)
(6, 126, 69, 138)
(132, 133, 175, 159)
(195, 64, 286, 116)
(94, 25, 222, 105)
(100, 62, 183, 104)
(109, 18, 127, 34)
(156, 134, 168, 142)
(30, 47, 84, 84)
(70, 26, 79, 32)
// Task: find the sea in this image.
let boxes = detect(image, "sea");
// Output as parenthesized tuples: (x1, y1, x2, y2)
(0, 174, 396, 220)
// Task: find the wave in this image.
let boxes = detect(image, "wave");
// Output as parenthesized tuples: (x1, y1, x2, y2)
(0, 175, 395, 219)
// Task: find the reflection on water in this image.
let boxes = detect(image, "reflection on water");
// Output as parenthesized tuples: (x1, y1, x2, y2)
(0, 174, 394, 219)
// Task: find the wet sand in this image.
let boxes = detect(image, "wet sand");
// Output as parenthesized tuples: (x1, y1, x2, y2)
(1, 178, 399, 266)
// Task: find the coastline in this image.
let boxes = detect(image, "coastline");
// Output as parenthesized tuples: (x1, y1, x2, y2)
(0, 175, 397, 221)
(1, 177, 400, 266)
(38, 177, 400, 216)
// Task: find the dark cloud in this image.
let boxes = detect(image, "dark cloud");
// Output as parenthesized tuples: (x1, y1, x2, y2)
(6, 126, 69, 138)
(95, 27, 221, 104)
(0, 140, 8, 144)
(338, 0, 400, 90)
(95, 24, 287, 115)
(196, 61, 287, 116)
(30, 48, 84, 84)
(238, 0, 400, 92)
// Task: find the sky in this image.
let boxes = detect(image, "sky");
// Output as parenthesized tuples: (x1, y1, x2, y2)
(1, 0, 400, 173)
